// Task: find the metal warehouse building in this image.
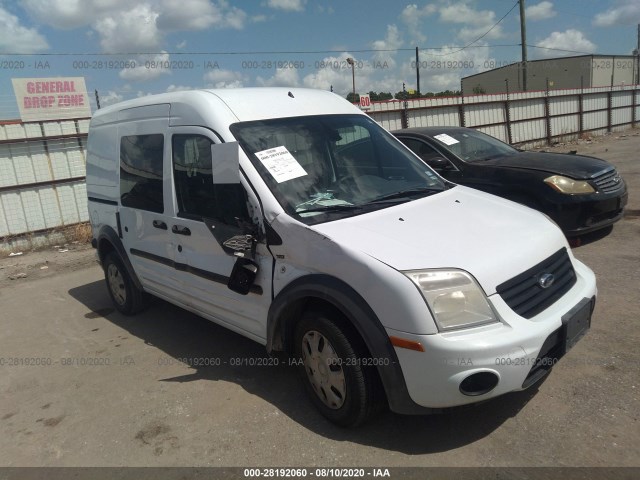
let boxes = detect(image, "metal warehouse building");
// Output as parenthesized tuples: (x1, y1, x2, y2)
(462, 55, 639, 94)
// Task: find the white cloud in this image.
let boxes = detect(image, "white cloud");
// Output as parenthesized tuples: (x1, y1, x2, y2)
(536, 29, 596, 57)
(440, 4, 495, 26)
(399, 4, 436, 43)
(256, 67, 300, 87)
(176, 40, 187, 49)
(371, 24, 403, 68)
(302, 52, 393, 96)
(594, 1, 640, 27)
(21, 0, 130, 29)
(526, 1, 556, 21)
(156, 0, 246, 30)
(303, 53, 359, 93)
(438, 4, 504, 42)
(401, 46, 491, 93)
(266, 0, 306, 12)
(0, 5, 48, 53)
(204, 69, 247, 88)
(166, 84, 193, 92)
(21, 0, 248, 55)
(119, 52, 171, 82)
(94, 4, 161, 53)
(100, 90, 124, 106)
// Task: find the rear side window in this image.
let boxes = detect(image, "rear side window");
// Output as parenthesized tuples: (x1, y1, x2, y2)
(120, 134, 164, 213)
(399, 138, 439, 161)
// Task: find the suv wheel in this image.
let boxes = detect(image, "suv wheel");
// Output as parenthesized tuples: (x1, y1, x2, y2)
(294, 309, 384, 427)
(103, 252, 146, 315)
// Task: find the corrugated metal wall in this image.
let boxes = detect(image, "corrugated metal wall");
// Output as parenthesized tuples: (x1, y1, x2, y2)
(369, 85, 639, 148)
(0, 119, 90, 239)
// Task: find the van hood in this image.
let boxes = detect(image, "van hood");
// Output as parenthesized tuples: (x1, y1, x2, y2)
(311, 186, 568, 295)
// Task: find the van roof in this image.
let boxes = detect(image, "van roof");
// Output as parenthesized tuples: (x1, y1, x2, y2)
(92, 88, 362, 124)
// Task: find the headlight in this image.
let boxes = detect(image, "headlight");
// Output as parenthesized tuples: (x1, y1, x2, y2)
(404, 269, 499, 331)
(544, 175, 594, 194)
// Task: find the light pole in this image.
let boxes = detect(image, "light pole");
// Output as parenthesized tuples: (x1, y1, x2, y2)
(346, 57, 356, 101)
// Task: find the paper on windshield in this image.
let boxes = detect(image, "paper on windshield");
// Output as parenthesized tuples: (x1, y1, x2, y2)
(255, 146, 307, 183)
(434, 133, 459, 146)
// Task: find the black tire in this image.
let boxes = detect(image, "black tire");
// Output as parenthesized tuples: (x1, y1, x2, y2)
(293, 309, 384, 427)
(103, 252, 147, 315)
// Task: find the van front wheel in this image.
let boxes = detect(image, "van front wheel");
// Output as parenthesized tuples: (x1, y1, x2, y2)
(103, 252, 146, 315)
(294, 309, 383, 427)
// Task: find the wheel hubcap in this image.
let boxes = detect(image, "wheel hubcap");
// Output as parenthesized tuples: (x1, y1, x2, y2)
(301, 330, 346, 409)
(107, 264, 127, 306)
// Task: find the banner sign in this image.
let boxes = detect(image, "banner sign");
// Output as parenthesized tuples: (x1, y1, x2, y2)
(11, 77, 91, 122)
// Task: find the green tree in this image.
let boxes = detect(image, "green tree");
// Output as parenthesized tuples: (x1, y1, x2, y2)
(346, 92, 360, 103)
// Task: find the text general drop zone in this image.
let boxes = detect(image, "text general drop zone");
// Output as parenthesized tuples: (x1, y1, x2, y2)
(23, 80, 85, 109)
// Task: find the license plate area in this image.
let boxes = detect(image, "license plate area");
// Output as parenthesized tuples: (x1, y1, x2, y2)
(562, 297, 593, 353)
(521, 297, 594, 389)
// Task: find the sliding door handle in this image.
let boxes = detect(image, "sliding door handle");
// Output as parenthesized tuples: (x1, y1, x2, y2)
(152, 220, 167, 230)
(171, 225, 191, 236)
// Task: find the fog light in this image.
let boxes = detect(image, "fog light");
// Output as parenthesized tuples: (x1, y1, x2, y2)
(459, 371, 499, 396)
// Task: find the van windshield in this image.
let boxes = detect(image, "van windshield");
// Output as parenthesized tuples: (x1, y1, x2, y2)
(230, 114, 447, 225)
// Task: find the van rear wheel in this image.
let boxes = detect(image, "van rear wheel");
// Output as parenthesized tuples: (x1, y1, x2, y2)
(103, 252, 146, 315)
(294, 309, 383, 427)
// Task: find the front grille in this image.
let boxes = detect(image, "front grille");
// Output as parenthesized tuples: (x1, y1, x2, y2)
(497, 248, 576, 319)
(592, 168, 624, 194)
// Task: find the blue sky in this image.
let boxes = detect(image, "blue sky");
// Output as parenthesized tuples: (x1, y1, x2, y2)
(1, 0, 639, 117)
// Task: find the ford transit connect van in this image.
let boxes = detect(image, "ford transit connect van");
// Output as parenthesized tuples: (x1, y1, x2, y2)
(86, 88, 596, 426)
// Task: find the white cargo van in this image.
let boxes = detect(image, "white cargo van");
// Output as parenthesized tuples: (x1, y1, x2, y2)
(86, 88, 596, 426)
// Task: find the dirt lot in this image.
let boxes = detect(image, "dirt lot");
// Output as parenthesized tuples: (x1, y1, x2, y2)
(0, 130, 639, 470)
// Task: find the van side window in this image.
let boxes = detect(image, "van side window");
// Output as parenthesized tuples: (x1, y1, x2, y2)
(172, 135, 218, 219)
(173, 135, 249, 223)
(120, 134, 164, 213)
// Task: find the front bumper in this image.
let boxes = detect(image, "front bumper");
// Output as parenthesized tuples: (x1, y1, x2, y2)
(549, 187, 628, 236)
(388, 258, 597, 409)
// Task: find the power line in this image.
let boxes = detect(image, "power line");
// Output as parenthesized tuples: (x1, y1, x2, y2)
(427, 1, 521, 57)
(527, 44, 597, 55)
(0, 44, 522, 57)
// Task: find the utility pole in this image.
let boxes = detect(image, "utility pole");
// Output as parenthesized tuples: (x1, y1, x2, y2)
(635, 24, 640, 85)
(346, 58, 356, 101)
(519, 0, 528, 91)
(415, 47, 420, 96)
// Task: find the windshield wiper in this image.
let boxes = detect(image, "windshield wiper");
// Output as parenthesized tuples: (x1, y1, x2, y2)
(297, 204, 363, 214)
(365, 187, 441, 204)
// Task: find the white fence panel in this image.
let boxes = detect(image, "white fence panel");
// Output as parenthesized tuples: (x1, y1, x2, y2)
(583, 111, 608, 130)
(510, 99, 545, 121)
(477, 125, 509, 143)
(612, 107, 632, 126)
(551, 115, 580, 138)
(511, 119, 547, 144)
(465, 103, 505, 127)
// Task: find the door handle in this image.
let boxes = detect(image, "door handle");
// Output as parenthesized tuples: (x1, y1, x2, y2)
(172, 225, 191, 236)
(152, 220, 168, 230)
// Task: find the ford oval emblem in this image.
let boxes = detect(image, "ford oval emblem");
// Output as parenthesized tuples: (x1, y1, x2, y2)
(538, 273, 555, 289)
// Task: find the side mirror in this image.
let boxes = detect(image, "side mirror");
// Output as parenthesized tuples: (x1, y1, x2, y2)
(424, 156, 451, 170)
(211, 141, 240, 184)
(228, 257, 259, 295)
